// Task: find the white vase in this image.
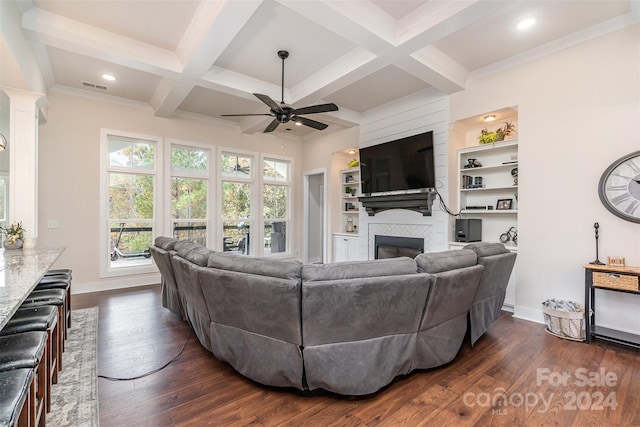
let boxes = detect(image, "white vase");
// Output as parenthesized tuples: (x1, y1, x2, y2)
(3, 239, 23, 250)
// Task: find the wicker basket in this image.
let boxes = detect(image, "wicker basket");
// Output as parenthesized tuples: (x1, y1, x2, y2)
(593, 271, 638, 291)
(542, 304, 585, 341)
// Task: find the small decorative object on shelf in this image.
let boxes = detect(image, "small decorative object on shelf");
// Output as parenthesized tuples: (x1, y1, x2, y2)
(511, 167, 518, 185)
(608, 256, 626, 267)
(496, 198, 512, 210)
(499, 226, 517, 245)
(589, 222, 605, 265)
(464, 159, 482, 169)
(345, 174, 354, 183)
(346, 216, 355, 233)
(1, 221, 26, 250)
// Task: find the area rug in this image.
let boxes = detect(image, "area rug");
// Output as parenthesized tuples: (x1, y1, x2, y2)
(48, 307, 100, 426)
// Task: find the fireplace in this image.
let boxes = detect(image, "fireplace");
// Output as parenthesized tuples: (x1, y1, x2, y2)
(374, 235, 424, 259)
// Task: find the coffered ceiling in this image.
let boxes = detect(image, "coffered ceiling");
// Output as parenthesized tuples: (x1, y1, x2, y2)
(2, 0, 636, 136)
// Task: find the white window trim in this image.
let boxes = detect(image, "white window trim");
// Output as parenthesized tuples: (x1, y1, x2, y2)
(99, 129, 163, 278)
(218, 146, 258, 254)
(260, 153, 293, 258)
(165, 139, 215, 248)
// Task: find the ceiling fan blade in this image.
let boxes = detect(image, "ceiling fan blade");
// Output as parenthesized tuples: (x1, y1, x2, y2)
(263, 119, 281, 133)
(221, 113, 273, 117)
(293, 103, 338, 115)
(254, 94, 282, 112)
(294, 116, 329, 130)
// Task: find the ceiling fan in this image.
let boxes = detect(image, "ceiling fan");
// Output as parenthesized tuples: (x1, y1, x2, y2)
(221, 50, 339, 133)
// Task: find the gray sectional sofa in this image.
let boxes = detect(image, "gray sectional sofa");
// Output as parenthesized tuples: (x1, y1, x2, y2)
(149, 237, 516, 396)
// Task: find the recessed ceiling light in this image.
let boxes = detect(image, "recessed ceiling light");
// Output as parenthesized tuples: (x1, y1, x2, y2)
(517, 18, 536, 30)
(102, 74, 116, 81)
(295, 121, 302, 126)
(347, 149, 356, 155)
(484, 115, 496, 122)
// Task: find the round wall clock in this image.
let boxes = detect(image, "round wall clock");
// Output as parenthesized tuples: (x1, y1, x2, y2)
(598, 150, 640, 223)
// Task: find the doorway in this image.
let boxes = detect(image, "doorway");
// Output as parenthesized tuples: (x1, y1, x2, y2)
(304, 169, 326, 264)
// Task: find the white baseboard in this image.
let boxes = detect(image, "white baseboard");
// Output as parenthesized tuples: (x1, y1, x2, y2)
(513, 305, 545, 325)
(71, 273, 161, 294)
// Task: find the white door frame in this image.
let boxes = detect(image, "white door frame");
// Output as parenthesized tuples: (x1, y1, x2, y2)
(303, 168, 328, 264)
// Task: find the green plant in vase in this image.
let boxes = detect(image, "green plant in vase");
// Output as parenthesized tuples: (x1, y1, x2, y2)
(479, 122, 516, 144)
(1, 221, 26, 249)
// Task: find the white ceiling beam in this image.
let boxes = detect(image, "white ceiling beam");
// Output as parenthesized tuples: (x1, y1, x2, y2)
(152, 0, 263, 117)
(0, 0, 47, 94)
(408, 46, 468, 94)
(20, 8, 182, 76)
(290, 47, 378, 105)
(274, 0, 394, 53)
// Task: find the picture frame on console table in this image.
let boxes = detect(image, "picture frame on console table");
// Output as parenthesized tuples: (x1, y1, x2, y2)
(496, 198, 513, 210)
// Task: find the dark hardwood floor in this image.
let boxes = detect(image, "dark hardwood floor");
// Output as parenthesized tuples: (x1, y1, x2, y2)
(72, 285, 640, 426)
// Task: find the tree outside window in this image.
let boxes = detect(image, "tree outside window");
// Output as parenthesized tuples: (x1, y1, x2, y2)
(107, 138, 155, 267)
(171, 146, 209, 246)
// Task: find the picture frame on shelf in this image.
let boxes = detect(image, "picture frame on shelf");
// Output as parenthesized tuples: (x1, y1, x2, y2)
(496, 198, 513, 210)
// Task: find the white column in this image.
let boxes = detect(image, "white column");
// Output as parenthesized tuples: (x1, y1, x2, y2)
(1, 88, 45, 242)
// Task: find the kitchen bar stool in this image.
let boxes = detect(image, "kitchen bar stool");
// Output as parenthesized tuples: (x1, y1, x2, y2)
(21, 288, 67, 349)
(44, 268, 72, 277)
(0, 331, 48, 426)
(0, 306, 60, 412)
(35, 278, 71, 332)
(0, 368, 32, 427)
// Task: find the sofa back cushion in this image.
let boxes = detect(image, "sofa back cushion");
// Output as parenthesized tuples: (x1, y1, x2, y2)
(302, 257, 417, 282)
(302, 273, 433, 345)
(154, 236, 178, 251)
(207, 253, 302, 280)
(463, 242, 509, 257)
(415, 249, 477, 274)
(175, 242, 215, 267)
(197, 264, 302, 345)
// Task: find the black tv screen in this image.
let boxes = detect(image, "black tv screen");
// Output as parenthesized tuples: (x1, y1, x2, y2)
(360, 131, 435, 195)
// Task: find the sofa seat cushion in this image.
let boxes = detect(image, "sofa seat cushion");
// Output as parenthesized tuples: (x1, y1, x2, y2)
(207, 253, 302, 280)
(302, 257, 417, 282)
(415, 249, 477, 274)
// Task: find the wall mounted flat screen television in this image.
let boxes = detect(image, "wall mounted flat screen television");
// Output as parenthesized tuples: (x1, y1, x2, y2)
(360, 131, 435, 195)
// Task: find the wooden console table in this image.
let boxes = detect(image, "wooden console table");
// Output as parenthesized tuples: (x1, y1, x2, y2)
(584, 264, 640, 348)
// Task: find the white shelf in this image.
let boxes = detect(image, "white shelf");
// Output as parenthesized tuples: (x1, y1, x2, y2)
(460, 162, 518, 173)
(460, 209, 517, 214)
(461, 185, 518, 192)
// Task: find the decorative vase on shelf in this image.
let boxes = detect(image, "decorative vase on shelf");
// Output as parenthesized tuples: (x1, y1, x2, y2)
(3, 239, 23, 250)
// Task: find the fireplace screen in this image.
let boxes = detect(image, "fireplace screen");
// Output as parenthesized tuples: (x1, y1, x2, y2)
(374, 235, 424, 259)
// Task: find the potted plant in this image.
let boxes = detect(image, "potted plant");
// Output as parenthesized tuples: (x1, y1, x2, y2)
(1, 221, 26, 249)
(479, 122, 516, 144)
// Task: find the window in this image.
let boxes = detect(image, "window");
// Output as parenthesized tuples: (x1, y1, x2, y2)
(220, 152, 253, 255)
(101, 130, 161, 276)
(262, 158, 290, 254)
(170, 144, 210, 246)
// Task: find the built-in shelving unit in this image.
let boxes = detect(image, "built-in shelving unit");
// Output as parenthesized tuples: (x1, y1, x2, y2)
(339, 167, 361, 235)
(449, 108, 519, 308)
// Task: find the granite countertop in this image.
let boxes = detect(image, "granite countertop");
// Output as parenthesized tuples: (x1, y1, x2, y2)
(0, 246, 65, 330)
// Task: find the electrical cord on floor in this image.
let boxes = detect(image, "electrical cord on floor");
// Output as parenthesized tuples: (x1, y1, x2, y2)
(98, 326, 193, 381)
